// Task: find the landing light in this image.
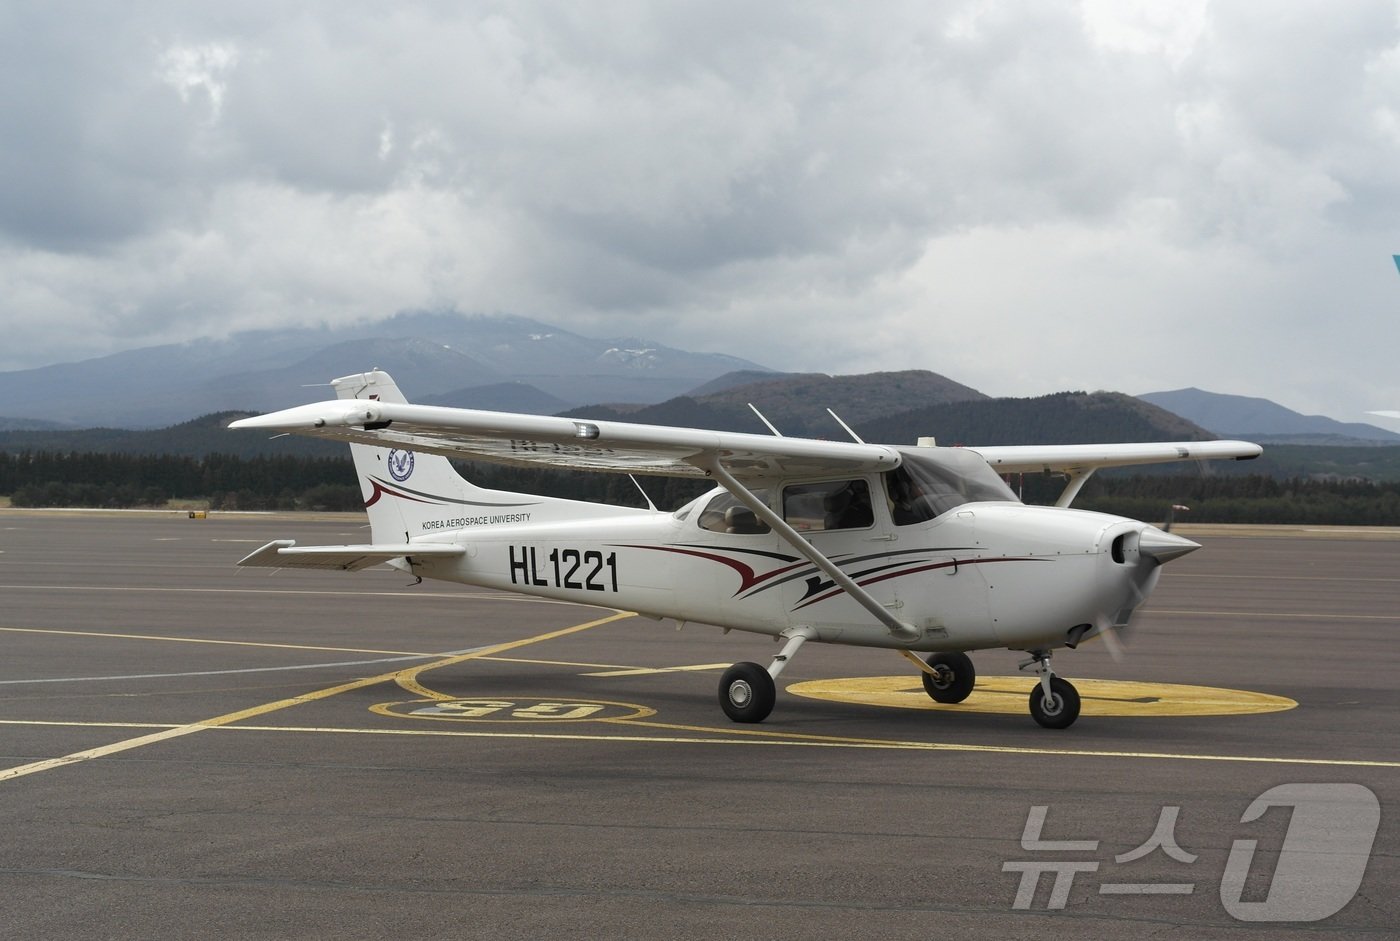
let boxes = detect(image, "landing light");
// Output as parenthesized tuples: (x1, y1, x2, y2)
(574, 422, 600, 440)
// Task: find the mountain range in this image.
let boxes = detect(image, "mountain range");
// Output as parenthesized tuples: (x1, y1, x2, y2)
(1138, 388, 1400, 445)
(0, 376, 1214, 463)
(2, 311, 1394, 454)
(0, 312, 769, 428)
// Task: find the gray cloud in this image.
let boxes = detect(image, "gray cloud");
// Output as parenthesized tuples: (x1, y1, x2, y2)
(3, 1, 1400, 422)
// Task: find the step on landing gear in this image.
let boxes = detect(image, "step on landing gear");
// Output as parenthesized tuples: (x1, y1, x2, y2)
(1020, 650, 1081, 729)
(719, 627, 816, 723)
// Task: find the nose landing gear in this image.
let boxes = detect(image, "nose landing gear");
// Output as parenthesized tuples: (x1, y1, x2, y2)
(1020, 650, 1081, 729)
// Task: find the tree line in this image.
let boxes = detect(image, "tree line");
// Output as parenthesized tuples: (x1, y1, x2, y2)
(0, 450, 709, 512)
(0, 451, 363, 511)
(5, 449, 1400, 524)
(1073, 472, 1400, 526)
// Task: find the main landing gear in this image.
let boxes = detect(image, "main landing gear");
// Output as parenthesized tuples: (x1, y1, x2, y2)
(719, 626, 816, 723)
(918, 651, 976, 704)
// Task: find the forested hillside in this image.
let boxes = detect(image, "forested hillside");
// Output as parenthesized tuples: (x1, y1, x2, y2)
(7, 450, 1400, 523)
(0, 412, 342, 458)
(5, 383, 1400, 522)
(568, 370, 988, 438)
(860, 391, 1208, 446)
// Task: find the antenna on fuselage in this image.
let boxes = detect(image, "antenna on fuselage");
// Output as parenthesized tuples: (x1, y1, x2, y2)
(628, 474, 658, 512)
(748, 403, 784, 436)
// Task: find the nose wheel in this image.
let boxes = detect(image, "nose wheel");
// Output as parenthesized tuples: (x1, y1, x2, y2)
(1021, 651, 1081, 729)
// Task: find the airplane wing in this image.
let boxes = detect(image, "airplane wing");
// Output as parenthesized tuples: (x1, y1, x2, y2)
(228, 399, 901, 480)
(964, 440, 1262, 475)
(237, 539, 466, 571)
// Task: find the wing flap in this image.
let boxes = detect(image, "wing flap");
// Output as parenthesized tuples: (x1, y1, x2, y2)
(237, 539, 466, 571)
(964, 440, 1262, 474)
(229, 399, 901, 479)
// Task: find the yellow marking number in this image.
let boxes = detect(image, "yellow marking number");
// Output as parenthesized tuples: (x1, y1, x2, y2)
(373, 696, 655, 723)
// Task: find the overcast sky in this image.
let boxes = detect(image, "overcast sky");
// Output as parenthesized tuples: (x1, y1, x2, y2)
(4, 1, 1400, 423)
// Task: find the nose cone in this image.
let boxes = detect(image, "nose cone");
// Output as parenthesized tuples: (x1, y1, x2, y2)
(1137, 526, 1200, 564)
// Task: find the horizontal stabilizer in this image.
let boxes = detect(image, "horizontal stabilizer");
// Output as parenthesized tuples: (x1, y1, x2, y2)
(237, 539, 465, 571)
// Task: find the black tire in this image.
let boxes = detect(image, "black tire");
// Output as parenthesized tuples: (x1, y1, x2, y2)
(1029, 676, 1081, 729)
(921, 651, 976, 704)
(719, 662, 776, 723)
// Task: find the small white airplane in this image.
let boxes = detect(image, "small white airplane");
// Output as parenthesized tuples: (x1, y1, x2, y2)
(230, 370, 1261, 729)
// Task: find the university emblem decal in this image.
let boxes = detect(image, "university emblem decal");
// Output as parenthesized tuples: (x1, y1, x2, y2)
(387, 449, 415, 482)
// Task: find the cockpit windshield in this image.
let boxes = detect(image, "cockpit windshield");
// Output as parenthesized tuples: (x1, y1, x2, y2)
(884, 447, 1019, 525)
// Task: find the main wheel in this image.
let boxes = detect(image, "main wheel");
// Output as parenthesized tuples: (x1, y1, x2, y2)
(921, 651, 976, 704)
(719, 662, 776, 723)
(1029, 676, 1081, 729)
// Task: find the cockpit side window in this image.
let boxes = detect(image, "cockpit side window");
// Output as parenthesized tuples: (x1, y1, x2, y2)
(696, 489, 772, 534)
(782, 479, 874, 532)
(884, 448, 1019, 524)
(884, 464, 940, 525)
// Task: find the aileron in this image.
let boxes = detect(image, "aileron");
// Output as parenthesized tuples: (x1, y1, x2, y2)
(965, 440, 1262, 475)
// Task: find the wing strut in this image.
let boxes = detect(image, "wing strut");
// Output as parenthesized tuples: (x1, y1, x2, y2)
(1055, 468, 1097, 508)
(699, 459, 922, 643)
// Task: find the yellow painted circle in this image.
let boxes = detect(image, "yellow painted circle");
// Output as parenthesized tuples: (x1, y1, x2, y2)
(785, 676, 1296, 717)
(372, 696, 656, 723)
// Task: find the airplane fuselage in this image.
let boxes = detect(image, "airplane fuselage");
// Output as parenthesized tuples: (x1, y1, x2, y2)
(404, 498, 1162, 655)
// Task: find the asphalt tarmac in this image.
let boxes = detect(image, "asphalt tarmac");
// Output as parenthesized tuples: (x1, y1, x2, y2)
(0, 510, 1395, 939)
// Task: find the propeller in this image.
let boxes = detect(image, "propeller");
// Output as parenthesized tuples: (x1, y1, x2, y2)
(1094, 522, 1198, 662)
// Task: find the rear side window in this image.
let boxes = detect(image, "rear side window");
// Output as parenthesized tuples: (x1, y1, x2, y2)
(782, 479, 873, 532)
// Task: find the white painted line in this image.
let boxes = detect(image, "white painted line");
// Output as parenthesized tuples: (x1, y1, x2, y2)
(0, 653, 440, 686)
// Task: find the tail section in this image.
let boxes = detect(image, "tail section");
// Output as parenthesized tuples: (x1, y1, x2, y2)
(331, 370, 538, 543)
(330, 370, 639, 543)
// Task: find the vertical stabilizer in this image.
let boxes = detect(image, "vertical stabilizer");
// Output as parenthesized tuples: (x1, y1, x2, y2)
(328, 370, 641, 543)
(330, 370, 532, 543)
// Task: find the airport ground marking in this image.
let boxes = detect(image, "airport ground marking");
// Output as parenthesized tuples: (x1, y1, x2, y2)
(0, 717, 1393, 768)
(1174, 572, 1400, 584)
(786, 676, 1296, 718)
(0, 625, 430, 657)
(583, 663, 732, 677)
(0, 610, 633, 783)
(1151, 608, 1400, 621)
(477, 655, 642, 671)
(0, 583, 578, 603)
(372, 697, 656, 723)
(391, 611, 635, 701)
(0, 654, 443, 686)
